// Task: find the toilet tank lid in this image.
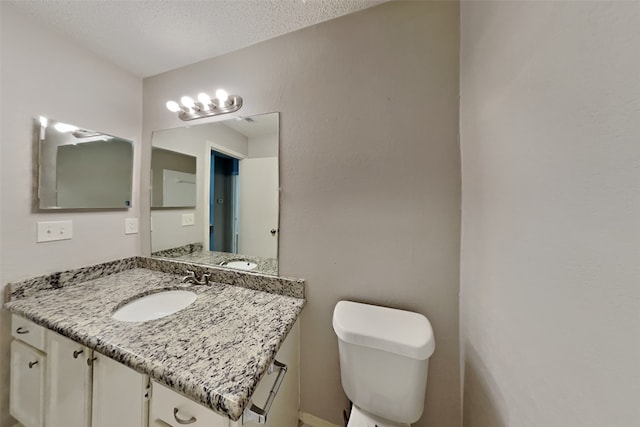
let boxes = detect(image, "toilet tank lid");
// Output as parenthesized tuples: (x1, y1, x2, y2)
(333, 301, 435, 360)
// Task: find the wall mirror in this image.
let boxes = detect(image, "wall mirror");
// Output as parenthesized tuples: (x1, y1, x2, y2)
(37, 117, 134, 209)
(150, 112, 279, 275)
(151, 148, 197, 208)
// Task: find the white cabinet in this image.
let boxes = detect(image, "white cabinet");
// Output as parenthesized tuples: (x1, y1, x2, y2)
(150, 381, 228, 427)
(11, 315, 46, 351)
(46, 332, 92, 427)
(46, 331, 149, 427)
(91, 351, 149, 427)
(149, 321, 300, 427)
(10, 317, 148, 427)
(10, 340, 45, 427)
(246, 321, 299, 427)
(11, 316, 299, 427)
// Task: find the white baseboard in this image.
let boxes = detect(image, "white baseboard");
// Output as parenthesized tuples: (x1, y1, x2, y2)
(299, 411, 342, 427)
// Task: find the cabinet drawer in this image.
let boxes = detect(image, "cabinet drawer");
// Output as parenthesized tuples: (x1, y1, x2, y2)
(12, 315, 46, 351)
(150, 381, 227, 427)
(10, 340, 46, 427)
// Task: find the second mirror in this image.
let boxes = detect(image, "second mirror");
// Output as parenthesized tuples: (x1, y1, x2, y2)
(151, 112, 279, 275)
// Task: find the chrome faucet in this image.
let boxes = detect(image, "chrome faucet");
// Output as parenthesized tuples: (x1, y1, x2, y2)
(181, 270, 210, 285)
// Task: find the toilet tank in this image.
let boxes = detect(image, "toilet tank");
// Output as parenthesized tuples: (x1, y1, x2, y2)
(333, 301, 435, 424)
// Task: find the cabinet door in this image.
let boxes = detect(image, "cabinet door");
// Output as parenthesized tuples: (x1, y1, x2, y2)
(245, 321, 299, 427)
(91, 352, 149, 427)
(46, 331, 92, 427)
(10, 340, 45, 427)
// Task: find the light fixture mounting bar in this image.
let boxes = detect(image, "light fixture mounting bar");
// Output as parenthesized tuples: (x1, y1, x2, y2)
(177, 95, 243, 121)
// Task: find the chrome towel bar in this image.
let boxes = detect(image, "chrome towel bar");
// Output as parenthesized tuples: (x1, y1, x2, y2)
(242, 359, 287, 424)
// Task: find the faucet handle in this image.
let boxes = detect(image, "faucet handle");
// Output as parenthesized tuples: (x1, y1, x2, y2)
(181, 270, 197, 283)
(182, 270, 210, 285)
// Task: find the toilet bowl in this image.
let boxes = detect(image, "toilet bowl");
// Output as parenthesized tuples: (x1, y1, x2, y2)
(333, 301, 435, 427)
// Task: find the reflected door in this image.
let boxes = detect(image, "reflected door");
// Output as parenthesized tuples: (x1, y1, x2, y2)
(210, 152, 238, 252)
(238, 157, 278, 258)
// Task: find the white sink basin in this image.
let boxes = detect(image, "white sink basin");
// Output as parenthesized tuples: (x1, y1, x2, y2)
(222, 260, 258, 270)
(112, 290, 197, 322)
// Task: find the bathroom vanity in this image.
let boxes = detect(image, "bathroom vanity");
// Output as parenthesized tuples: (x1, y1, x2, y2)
(5, 257, 304, 427)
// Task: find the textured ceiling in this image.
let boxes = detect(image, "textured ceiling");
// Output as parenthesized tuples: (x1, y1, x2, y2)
(7, 0, 387, 77)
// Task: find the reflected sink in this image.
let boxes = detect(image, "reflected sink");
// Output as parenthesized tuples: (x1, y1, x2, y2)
(112, 290, 197, 322)
(221, 260, 258, 271)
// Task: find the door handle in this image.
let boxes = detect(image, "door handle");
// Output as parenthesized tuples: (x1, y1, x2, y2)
(173, 408, 197, 424)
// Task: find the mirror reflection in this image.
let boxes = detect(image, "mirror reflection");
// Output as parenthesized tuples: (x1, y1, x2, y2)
(151, 148, 197, 208)
(37, 117, 134, 209)
(150, 112, 279, 275)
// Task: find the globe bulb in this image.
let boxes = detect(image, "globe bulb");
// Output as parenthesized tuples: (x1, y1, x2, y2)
(198, 93, 211, 105)
(166, 101, 181, 112)
(54, 122, 78, 133)
(215, 89, 229, 106)
(180, 96, 195, 109)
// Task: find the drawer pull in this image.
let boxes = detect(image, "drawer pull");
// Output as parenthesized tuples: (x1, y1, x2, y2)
(73, 349, 84, 358)
(16, 327, 29, 335)
(87, 356, 98, 366)
(28, 361, 39, 369)
(242, 359, 287, 424)
(173, 408, 197, 425)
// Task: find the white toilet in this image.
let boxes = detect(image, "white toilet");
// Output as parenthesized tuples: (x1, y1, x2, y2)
(332, 301, 435, 427)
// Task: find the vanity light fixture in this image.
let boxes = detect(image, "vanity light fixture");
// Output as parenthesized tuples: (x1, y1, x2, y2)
(166, 88, 243, 121)
(54, 122, 79, 133)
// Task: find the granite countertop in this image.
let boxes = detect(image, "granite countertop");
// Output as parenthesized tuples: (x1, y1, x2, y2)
(152, 244, 278, 276)
(4, 260, 305, 421)
(168, 251, 278, 276)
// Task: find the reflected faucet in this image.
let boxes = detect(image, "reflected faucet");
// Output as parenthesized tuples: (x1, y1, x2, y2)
(181, 270, 210, 285)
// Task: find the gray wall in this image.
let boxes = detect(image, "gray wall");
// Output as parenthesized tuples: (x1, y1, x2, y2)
(460, 2, 640, 426)
(142, 2, 461, 426)
(0, 4, 142, 426)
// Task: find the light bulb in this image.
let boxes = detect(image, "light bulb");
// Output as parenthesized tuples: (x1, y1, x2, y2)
(198, 93, 211, 106)
(39, 116, 48, 128)
(180, 96, 195, 109)
(215, 89, 229, 106)
(54, 122, 78, 133)
(166, 101, 181, 112)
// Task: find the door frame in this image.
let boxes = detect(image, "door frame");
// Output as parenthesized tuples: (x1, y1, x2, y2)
(203, 140, 246, 251)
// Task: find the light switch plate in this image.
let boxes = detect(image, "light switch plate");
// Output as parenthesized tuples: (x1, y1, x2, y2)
(125, 218, 139, 234)
(181, 213, 195, 226)
(37, 221, 73, 243)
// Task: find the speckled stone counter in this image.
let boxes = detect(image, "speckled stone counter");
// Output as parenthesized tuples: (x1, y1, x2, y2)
(152, 244, 278, 276)
(4, 258, 305, 421)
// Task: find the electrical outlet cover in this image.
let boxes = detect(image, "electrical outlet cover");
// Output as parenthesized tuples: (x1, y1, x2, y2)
(37, 221, 73, 243)
(181, 213, 195, 226)
(125, 218, 139, 234)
